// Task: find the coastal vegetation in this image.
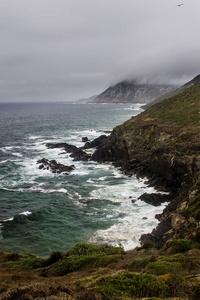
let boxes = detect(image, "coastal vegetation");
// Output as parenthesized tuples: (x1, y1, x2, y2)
(1, 76, 200, 299)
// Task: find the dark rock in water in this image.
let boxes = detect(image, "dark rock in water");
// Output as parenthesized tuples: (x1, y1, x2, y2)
(37, 158, 75, 175)
(140, 217, 172, 247)
(131, 199, 137, 203)
(143, 217, 148, 220)
(139, 193, 171, 207)
(82, 135, 108, 150)
(82, 137, 89, 142)
(46, 143, 90, 161)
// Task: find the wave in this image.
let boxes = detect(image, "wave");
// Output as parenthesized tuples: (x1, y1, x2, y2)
(19, 211, 32, 216)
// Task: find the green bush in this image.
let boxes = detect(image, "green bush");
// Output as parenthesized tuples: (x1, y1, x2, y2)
(66, 243, 124, 256)
(159, 273, 187, 298)
(167, 239, 197, 254)
(127, 257, 152, 271)
(147, 260, 182, 275)
(90, 271, 169, 299)
(6, 252, 45, 271)
(41, 253, 123, 277)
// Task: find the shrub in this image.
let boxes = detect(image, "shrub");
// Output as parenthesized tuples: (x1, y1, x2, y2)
(159, 273, 187, 298)
(167, 239, 197, 254)
(44, 251, 63, 266)
(6, 252, 45, 271)
(66, 243, 124, 257)
(90, 271, 169, 299)
(147, 260, 182, 275)
(41, 254, 123, 277)
(127, 257, 153, 271)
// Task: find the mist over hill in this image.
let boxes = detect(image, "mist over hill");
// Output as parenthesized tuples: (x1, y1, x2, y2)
(143, 74, 200, 109)
(90, 80, 176, 104)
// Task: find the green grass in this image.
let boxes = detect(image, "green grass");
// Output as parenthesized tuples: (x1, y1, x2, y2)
(166, 239, 198, 254)
(147, 260, 182, 275)
(149, 84, 200, 126)
(90, 271, 169, 299)
(5, 243, 125, 277)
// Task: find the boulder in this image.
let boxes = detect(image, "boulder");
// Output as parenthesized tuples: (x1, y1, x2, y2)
(139, 193, 171, 207)
(82, 137, 89, 142)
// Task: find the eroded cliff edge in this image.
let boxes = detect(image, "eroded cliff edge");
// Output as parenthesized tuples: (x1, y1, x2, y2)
(92, 82, 200, 246)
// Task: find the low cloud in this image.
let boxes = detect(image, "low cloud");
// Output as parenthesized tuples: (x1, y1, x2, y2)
(0, 0, 200, 102)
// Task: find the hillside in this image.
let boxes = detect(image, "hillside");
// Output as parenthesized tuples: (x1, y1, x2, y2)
(143, 74, 200, 109)
(91, 80, 176, 104)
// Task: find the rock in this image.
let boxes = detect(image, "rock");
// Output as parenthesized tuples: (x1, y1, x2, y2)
(131, 199, 137, 203)
(177, 201, 187, 213)
(171, 214, 186, 231)
(82, 137, 89, 142)
(82, 135, 108, 150)
(46, 143, 90, 161)
(37, 158, 75, 175)
(138, 193, 171, 207)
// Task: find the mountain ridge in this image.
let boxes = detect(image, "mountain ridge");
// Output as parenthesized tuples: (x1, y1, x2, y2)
(90, 80, 176, 104)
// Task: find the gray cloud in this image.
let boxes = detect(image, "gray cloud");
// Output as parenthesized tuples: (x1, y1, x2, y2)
(0, 0, 200, 102)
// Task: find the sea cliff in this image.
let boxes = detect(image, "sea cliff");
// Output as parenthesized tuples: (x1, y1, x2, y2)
(92, 82, 200, 246)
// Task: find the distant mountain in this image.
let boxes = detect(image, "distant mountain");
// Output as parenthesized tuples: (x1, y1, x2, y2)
(78, 95, 97, 103)
(90, 80, 176, 104)
(143, 74, 200, 109)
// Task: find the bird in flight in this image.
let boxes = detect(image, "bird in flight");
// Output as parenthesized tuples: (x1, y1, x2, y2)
(176, 3, 184, 7)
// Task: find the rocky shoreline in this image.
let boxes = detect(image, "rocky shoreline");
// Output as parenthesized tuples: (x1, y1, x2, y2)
(36, 82, 200, 251)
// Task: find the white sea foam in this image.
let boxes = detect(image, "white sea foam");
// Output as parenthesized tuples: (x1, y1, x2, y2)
(0, 160, 8, 164)
(12, 152, 23, 157)
(27, 135, 43, 140)
(19, 211, 32, 216)
(90, 201, 167, 250)
(1, 217, 14, 222)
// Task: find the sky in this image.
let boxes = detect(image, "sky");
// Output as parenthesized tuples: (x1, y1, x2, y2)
(0, 0, 200, 102)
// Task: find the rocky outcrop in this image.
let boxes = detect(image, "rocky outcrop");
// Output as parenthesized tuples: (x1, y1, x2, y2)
(138, 193, 172, 207)
(81, 135, 108, 150)
(37, 158, 75, 175)
(46, 143, 90, 161)
(92, 81, 200, 246)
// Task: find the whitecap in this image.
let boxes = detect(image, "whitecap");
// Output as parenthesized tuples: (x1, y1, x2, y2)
(86, 178, 95, 183)
(12, 152, 23, 157)
(0, 160, 8, 164)
(1, 217, 14, 222)
(19, 211, 32, 216)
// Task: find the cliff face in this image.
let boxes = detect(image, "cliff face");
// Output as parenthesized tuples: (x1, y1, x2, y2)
(91, 80, 176, 104)
(92, 82, 200, 244)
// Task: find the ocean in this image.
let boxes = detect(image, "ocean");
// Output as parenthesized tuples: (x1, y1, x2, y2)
(0, 102, 166, 257)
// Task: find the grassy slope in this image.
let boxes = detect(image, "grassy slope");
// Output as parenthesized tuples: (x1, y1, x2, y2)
(1, 241, 200, 299)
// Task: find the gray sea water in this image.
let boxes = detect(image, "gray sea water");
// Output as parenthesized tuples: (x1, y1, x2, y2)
(0, 102, 166, 256)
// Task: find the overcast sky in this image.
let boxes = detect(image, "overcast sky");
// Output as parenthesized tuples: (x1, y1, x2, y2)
(0, 0, 200, 102)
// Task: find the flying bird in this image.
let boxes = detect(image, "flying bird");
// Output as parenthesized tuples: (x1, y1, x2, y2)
(176, 3, 184, 7)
